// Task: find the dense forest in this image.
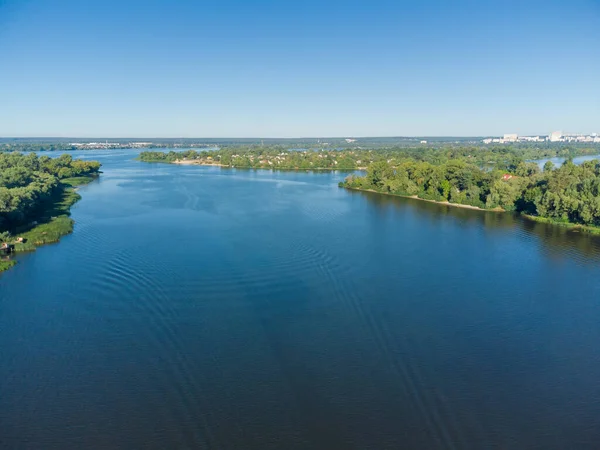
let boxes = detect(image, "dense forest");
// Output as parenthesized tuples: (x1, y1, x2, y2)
(0, 153, 101, 233)
(0, 142, 80, 152)
(139, 145, 599, 170)
(342, 158, 600, 228)
(139, 148, 361, 169)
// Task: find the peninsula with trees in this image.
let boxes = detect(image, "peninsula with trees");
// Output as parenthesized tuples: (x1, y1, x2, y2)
(0, 153, 101, 272)
(341, 157, 600, 232)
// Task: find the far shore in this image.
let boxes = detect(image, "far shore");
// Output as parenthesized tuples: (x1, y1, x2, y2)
(173, 160, 224, 166)
(169, 159, 367, 170)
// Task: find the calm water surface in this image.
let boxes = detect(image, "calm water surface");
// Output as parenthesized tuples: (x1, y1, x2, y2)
(2, 150, 600, 449)
(533, 153, 600, 168)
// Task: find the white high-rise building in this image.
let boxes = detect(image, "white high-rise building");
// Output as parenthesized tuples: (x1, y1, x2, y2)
(549, 131, 563, 142)
(503, 134, 518, 142)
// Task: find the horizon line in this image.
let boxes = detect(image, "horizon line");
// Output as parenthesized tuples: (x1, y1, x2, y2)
(0, 133, 583, 140)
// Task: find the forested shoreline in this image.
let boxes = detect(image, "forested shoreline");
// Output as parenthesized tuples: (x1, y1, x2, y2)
(0, 153, 101, 272)
(341, 158, 600, 232)
(139, 145, 599, 170)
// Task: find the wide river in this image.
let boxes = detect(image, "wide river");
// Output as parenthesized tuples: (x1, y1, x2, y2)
(2, 150, 600, 449)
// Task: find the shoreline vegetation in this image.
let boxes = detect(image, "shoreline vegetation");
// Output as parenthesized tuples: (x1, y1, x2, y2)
(138, 148, 365, 170)
(340, 157, 600, 235)
(140, 146, 600, 235)
(0, 153, 101, 273)
(344, 186, 504, 212)
(521, 214, 600, 235)
(168, 159, 370, 170)
(347, 185, 600, 234)
(138, 145, 600, 171)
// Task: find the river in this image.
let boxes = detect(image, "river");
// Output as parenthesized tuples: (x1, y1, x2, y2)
(533, 153, 600, 169)
(2, 149, 600, 449)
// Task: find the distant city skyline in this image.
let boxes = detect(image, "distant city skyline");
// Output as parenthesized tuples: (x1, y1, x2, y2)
(2, 129, 600, 138)
(0, 0, 598, 137)
(1, 131, 599, 139)
(483, 131, 600, 145)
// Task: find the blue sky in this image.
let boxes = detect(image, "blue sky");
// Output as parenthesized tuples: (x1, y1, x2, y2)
(0, 0, 598, 137)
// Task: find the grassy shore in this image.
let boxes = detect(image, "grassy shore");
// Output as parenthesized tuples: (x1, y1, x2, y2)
(172, 160, 224, 166)
(1, 175, 96, 273)
(12, 216, 76, 252)
(60, 176, 97, 187)
(0, 260, 17, 272)
(521, 214, 600, 235)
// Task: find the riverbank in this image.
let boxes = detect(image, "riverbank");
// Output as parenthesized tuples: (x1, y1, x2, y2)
(0, 259, 16, 272)
(159, 159, 367, 170)
(521, 214, 600, 235)
(343, 186, 600, 234)
(343, 186, 504, 212)
(0, 176, 97, 273)
(172, 160, 223, 166)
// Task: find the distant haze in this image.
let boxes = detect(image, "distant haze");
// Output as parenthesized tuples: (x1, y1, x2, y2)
(0, 0, 598, 137)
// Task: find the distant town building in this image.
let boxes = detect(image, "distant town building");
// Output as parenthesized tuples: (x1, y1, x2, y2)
(518, 136, 543, 142)
(345, 139, 357, 143)
(482, 131, 599, 145)
(549, 131, 563, 142)
(420, 140, 427, 144)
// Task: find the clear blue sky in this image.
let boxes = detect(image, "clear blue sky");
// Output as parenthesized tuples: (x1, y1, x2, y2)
(0, 0, 598, 138)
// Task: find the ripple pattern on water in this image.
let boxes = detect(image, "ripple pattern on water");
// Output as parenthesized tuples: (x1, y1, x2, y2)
(3, 151, 600, 449)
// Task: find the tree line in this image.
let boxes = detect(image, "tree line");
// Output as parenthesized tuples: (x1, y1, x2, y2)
(139, 144, 599, 171)
(139, 148, 361, 169)
(0, 153, 101, 232)
(342, 158, 600, 227)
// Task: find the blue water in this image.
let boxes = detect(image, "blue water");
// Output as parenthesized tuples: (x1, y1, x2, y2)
(532, 154, 600, 169)
(2, 149, 600, 449)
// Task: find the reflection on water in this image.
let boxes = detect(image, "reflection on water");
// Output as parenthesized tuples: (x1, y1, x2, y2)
(355, 189, 600, 264)
(2, 150, 600, 449)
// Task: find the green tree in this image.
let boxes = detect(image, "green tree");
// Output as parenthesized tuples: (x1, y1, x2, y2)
(440, 179, 451, 200)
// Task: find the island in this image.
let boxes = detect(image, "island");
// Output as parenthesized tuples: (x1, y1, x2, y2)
(0, 153, 102, 272)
